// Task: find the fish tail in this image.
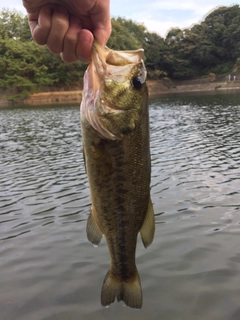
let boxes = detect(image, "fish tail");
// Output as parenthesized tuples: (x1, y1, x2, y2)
(101, 269, 142, 309)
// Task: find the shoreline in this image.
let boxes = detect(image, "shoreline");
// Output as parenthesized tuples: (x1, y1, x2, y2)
(1, 80, 240, 107)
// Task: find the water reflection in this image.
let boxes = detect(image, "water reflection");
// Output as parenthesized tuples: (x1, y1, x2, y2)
(1, 94, 240, 320)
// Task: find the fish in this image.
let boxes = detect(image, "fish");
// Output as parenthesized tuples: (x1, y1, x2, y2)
(80, 41, 155, 309)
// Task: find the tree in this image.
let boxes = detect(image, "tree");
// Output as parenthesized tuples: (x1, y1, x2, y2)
(0, 8, 31, 41)
(0, 38, 57, 98)
(163, 5, 240, 78)
(107, 18, 141, 50)
(144, 32, 167, 78)
(1, 5, 240, 95)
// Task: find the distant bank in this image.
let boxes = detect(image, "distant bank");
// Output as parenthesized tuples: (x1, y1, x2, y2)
(1, 80, 240, 107)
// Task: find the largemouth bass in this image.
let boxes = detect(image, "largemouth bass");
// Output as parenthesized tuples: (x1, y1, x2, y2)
(80, 41, 155, 309)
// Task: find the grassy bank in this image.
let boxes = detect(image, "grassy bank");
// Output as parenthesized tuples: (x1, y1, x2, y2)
(1, 80, 240, 107)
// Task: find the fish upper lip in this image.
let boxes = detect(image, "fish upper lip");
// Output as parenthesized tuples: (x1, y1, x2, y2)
(92, 41, 108, 64)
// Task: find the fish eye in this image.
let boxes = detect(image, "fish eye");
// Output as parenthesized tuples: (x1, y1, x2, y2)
(131, 76, 144, 89)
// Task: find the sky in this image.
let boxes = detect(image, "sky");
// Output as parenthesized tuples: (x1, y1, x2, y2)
(0, 0, 237, 37)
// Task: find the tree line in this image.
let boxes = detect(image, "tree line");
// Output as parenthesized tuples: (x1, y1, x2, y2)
(0, 5, 240, 99)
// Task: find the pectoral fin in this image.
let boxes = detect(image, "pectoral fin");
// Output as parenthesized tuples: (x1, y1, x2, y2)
(86, 207, 103, 246)
(140, 198, 155, 248)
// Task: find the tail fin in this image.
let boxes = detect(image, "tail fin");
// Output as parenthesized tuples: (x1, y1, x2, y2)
(101, 269, 142, 309)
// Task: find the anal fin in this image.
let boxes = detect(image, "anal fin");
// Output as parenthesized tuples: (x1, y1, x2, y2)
(86, 206, 103, 246)
(140, 198, 155, 248)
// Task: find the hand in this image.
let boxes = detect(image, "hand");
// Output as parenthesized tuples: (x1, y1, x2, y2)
(22, 0, 111, 62)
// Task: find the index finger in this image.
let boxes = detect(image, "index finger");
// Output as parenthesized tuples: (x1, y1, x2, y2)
(28, 5, 53, 45)
(89, 0, 111, 46)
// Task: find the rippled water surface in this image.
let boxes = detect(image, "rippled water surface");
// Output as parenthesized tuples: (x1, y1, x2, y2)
(1, 93, 240, 320)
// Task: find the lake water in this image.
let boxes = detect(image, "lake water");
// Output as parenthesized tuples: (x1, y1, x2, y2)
(1, 92, 240, 320)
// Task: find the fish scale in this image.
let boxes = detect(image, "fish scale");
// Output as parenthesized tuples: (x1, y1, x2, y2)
(80, 41, 155, 309)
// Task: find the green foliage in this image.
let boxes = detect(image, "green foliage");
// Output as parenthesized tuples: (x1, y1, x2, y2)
(164, 5, 240, 78)
(0, 38, 55, 89)
(0, 8, 31, 40)
(107, 18, 142, 50)
(40, 50, 87, 87)
(1, 5, 240, 99)
(0, 8, 87, 99)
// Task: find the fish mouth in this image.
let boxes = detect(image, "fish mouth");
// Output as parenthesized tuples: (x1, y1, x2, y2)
(91, 41, 145, 83)
(92, 41, 144, 67)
